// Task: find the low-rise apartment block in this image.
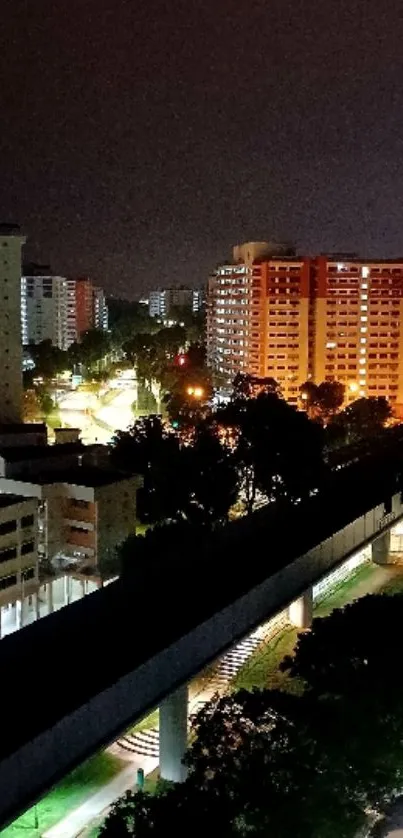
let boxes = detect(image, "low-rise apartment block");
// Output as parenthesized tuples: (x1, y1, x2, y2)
(0, 494, 38, 607)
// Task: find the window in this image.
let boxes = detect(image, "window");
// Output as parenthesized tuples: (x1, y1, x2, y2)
(21, 541, 35, 555)
(21, 514, 34, 528)
(0, 574, 16, 590)
(0, 546, 17, 563)
(0, 520, 17, 536)
(22, 567, 35, 581)
(71, 499, 90, 510)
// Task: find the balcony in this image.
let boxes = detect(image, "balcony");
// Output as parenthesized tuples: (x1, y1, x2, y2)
(64, 501, 95, 525)
(64, 518, 95, 532)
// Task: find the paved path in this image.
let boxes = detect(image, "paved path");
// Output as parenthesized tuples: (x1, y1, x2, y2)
(43, 756, 158, 838)
(374, 798, 403, 837)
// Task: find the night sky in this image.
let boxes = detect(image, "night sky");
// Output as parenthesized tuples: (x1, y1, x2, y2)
(1, 1, 402, 297)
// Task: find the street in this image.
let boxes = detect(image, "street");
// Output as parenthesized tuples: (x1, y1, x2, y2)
(57, 386, 137, 444)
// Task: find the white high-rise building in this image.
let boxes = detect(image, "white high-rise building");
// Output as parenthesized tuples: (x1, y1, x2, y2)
(0, 224, 25, 423)
(93, 286, 109, 331)
(21, 274, 69, 350)
(149, 286, 205, 319)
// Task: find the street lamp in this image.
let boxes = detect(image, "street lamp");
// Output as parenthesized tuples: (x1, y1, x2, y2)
(349, 382, 359, 394)
(186, 386, 204, 399)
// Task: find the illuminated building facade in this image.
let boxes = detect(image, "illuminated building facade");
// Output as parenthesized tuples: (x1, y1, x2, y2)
(0, 225, 25, 423)
(207, 244, 403, 409)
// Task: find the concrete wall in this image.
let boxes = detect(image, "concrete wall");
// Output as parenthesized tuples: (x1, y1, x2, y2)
(0, 493, 402, 828)
(96, 476, 140, 563)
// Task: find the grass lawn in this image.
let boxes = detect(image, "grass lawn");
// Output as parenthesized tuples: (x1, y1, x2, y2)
(313, 561, 379, 617)
(378, 569, 403, 595)
(0, 752, 125, 838)
(232, 624, 301, 693)
(130, 708, 159, 733)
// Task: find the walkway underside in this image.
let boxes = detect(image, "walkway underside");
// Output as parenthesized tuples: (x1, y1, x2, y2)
(0, 446, 402, 828)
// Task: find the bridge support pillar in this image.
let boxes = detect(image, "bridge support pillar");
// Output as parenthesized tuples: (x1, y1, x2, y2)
(159, 684, 188, 783)
(47, 581, 54, 614)
(288, 588, 313, 629)
(372, 530, 391, 565)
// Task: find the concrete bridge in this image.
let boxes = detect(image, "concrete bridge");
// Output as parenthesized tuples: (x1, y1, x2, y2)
(0, 449, 402, 828)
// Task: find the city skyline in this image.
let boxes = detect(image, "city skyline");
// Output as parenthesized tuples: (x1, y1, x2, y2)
(1, 0, 403, 297)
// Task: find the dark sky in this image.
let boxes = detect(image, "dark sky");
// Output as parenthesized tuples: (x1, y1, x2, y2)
(1, 1, 403, 298)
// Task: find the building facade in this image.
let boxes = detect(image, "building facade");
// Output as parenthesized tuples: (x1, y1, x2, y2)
(74, 277, 94, 337)
(207, 243, 403, 409)
(93, 285, 109, 331)
(0, 495, 38, 608)
(149, 286, 204, 319)
(21, 274, 69, 349)
(21, 274, 109, 349)
(0, 224, 25, 423)
(0, 441, 141, 573)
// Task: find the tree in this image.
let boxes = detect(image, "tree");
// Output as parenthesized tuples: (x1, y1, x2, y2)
(74, 329, 111, 371)
(232, 372, 282, 400)
(112, 417, 237, 527)
(124, 333, 160, 388)
(282, 593, 403, 698)
(163, 343, 213, 429)
(111, 417, 189, 523)
(281, 593, 403, 811)
(299, 380, 345, 423)
(216, 391, 324, 514)
(99, 689, 366, 838)
(22, 385, 55, 422)
(22, 389, 43, 423)
(331, 396, 392, 443)
(28, 339, 68, 381)
(187, 424, 239, 523)
(107, 298, 160, 348)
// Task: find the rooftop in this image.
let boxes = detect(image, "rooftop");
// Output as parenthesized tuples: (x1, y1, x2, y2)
(34, 466, 133, 488)
(0, 223, 21, 236)
(0, 442, 85, 463)
(0, 424, 46, 435)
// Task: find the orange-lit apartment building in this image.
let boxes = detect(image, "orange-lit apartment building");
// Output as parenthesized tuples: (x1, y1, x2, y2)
(207, 243, 403, 409)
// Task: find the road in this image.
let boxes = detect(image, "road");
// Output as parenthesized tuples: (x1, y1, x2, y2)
(57, 386, 137, 444)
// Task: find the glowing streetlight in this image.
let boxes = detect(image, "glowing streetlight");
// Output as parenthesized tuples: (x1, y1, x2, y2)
(186, 386, 204, 399)
(349, 382, 359, 394)
(301, 392, 308, 401)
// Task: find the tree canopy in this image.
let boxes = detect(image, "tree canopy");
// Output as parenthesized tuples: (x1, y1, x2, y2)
(99, 593, 403, 838)
(299, 380, 345, 423)
(330, 396, 392, 444)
